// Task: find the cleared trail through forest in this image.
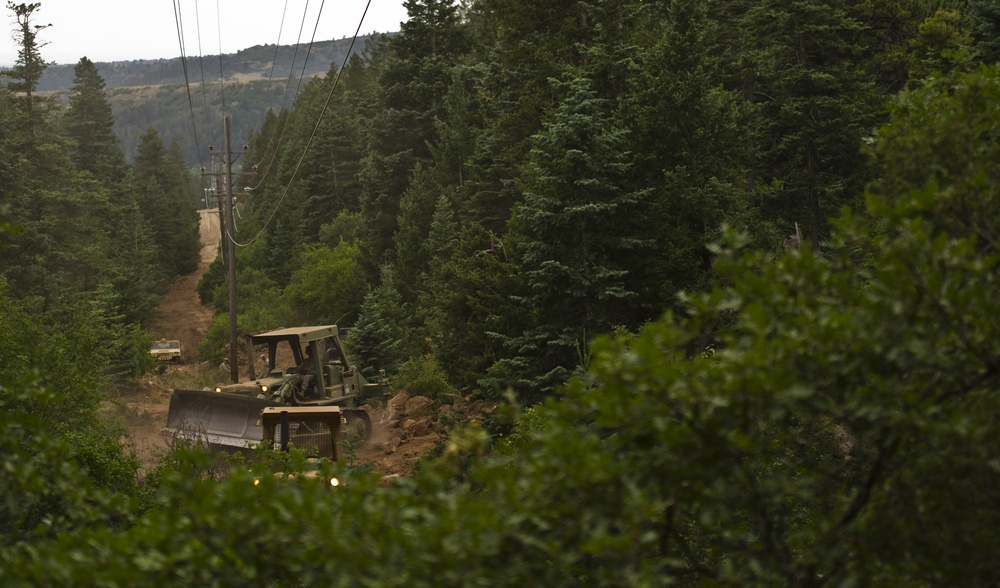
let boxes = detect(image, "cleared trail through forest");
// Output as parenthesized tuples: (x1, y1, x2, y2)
(152, 208, 220, 360)
(123, 212, 430, 477)
(124, 209, 220, 471)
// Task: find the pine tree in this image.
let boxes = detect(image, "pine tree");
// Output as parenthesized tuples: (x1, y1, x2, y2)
(463, 0, 597, 232)
(623, 0, 744, 307)
(358, 0, 468, 281)
(393, 164, 439, 301)
(744, 0, 878, 247)
(347, 265, 409, 377)
(64, 57, 127, 183)
(970, 0, 1000, 63)
(1, 1, 50, 140)
(907, 8, 974, 83)
(491, 75, 651, 400)
(131, 129, 200, 279)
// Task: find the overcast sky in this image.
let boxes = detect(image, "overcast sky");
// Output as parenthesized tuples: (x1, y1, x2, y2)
(0, 0, 407, 67)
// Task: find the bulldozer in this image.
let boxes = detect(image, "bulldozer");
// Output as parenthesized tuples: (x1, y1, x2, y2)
(258, 406, 345, 487)
(164, 325, 389, 455)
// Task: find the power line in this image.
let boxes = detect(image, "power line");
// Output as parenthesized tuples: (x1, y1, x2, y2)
(193, 0, 218, 151)
(172, 0, 205, 167)
(252, 0, 294, 133)
(233, 0, 372, 249)
(175, 0, 372, 250)
(246, 0, 323, 192)
(214, 0, 227, 115)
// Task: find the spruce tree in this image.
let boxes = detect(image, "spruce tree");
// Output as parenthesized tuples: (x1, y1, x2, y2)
(347, 265, 409, 377)
(491, 75, 651, 400)
(64, 57, 127, 183)
(623, 0, 744, 307)
(1, 1, 50, 140)
(357, 0, 468, 281)
(744, 0, 878, 247)
(970, 0, 1000, 63)
(131, 129, 200, 279)
(393, 164, 439, 301)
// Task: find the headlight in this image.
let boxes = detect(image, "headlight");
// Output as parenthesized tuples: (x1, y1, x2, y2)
(260, 384, 269, 393)
(214, 386, 222, 393)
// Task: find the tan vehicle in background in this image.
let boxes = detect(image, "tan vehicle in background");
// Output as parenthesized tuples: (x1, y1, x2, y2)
(150, 339, 183, 363)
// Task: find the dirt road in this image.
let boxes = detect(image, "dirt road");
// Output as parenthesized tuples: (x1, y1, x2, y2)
(152, 208, 220, 361)
(124, 209, 220, 470)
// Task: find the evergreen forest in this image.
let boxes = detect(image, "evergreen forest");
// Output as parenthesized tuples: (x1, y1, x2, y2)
(2, 0, 1000, 584)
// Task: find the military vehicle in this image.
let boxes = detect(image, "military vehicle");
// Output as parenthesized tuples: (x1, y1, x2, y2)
(262, 406, 343, 461)
(164, 325, 389, 454)
(257, 406, 345, 487)
(150, 339, 183, 363)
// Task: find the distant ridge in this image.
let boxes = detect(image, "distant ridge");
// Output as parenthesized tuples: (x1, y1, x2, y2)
(37, 36, 380, 91)
(28, 35, 386, 163)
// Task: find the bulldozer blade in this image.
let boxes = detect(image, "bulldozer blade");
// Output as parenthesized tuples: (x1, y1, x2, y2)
(164, 389, 273, 455)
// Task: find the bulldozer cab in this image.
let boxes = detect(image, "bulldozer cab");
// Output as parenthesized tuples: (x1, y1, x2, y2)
(246, 326, 350, 390)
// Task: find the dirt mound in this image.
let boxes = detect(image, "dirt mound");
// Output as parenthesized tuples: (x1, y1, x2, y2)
(352, 391, 490, 478)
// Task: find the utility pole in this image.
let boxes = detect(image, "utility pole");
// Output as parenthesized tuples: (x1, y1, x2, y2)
(201, 115, 255, 383)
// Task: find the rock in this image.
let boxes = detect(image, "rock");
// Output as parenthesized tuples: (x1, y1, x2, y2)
(387, 391, 411, 427)
(403, 417, 434, 438)
(404, 395, 435, 418)
(388, 391, 410, 411)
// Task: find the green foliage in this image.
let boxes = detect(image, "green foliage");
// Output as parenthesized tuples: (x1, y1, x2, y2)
(492, 74, 653, 400)
(1, 1, 49, 138)
(346, 265, 409, 377)
(391, 354, 456, 400)
(4, 66, 1000, 585)
(0, 281, 111, 426)
(196, 253, 225, 306)
(198, 314, 233, 366)
(278, 241, 363, 327)
(4, 6, 1000, 585)
(874, 63, 1000, 202)
(0, 376, 135, 547)
(420, 222, 523, 394)
(908, 9, 974, 82)
(63, 56, 128, 183)
(743, 0, 879, 247)
(318, 211, 363, 246)
(622, 0, 744, 302)
(358, 0, 468, 281)
(970, 0, 1000, 64)
(131, 128, 201, 280)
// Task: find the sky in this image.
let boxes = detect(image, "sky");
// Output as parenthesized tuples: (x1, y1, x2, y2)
(0, 0, 408, 67)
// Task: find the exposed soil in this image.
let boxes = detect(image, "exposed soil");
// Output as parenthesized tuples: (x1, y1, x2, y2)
(119, 209, 445, 479)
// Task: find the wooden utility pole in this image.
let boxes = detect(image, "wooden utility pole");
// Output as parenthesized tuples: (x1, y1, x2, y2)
(201, 115, 254, 383)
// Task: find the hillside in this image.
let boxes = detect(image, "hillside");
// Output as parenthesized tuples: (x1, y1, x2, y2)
(38, 37, 374, 91)
(41, 36, 381, 162)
